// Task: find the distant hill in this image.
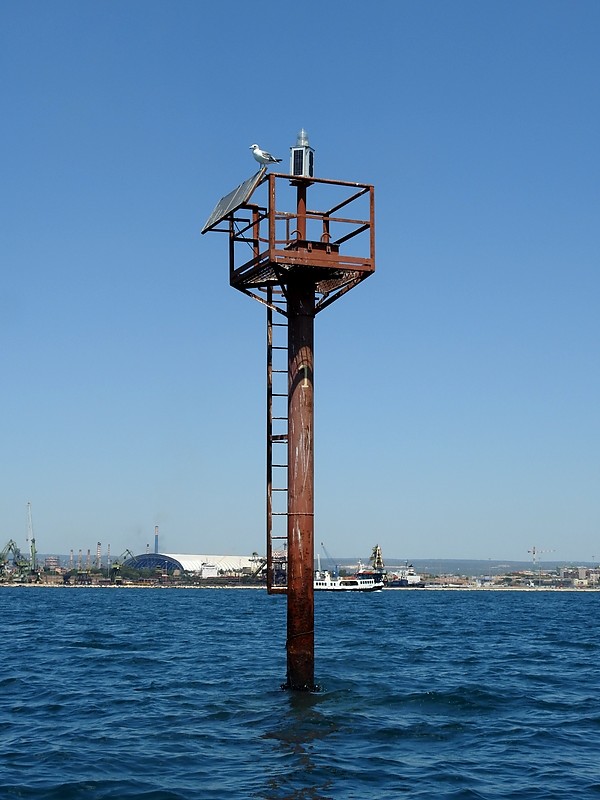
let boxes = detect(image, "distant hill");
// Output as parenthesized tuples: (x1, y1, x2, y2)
(38, 554, 594, 578)
(331, 558, 593, 577)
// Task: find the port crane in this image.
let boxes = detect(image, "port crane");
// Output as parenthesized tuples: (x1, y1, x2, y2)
(248, 552, 268, 579)
(26, 502, 37, 574)
(109, 549, 136, 582)
(113, 548, 135, 566)
(528, 546, 555, 587)
(0, 539, 30, 580)
(319, 542, 339, 576)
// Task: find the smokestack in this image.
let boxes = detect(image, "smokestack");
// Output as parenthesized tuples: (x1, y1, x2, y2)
(154, 526, 159, 554)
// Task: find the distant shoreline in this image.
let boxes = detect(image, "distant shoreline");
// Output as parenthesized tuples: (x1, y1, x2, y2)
(1, 583, 599, 592)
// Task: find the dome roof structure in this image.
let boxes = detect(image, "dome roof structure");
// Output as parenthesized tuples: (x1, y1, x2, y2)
(123, 552, 262, 574)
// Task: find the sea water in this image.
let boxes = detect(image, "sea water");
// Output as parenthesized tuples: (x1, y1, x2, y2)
(1, 587, 599, 799)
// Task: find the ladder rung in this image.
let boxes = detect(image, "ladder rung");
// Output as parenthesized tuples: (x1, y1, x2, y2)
(268, 302, 290, 591)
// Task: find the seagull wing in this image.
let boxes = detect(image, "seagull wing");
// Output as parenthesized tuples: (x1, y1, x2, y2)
(262, 149, 281, 163)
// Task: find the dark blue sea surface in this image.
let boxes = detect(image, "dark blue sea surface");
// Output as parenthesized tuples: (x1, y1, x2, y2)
(1, 587, 599, 799)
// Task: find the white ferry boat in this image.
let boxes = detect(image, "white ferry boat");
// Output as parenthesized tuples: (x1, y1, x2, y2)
(313, 570, 384, 592)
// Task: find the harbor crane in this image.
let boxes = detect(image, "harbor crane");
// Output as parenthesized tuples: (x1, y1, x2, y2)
(26, 502, 37, 573)
(528, 546, 555, 587)
(320, 542, 339, 576)
(110, 549, 136, 581)
(114, 548, 135, 566)
(1, 539, 30, 580)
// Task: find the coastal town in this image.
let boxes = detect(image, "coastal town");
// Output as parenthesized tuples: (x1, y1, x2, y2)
(1, 537, 599, 590)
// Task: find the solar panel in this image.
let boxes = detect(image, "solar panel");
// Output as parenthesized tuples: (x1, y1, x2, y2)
(201, 168, 266, 234)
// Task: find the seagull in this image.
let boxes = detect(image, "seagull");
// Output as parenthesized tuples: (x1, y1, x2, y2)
(250, 143, 282, 167)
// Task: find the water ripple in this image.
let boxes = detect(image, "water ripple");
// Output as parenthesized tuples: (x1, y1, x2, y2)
(1, 588, 599, 798)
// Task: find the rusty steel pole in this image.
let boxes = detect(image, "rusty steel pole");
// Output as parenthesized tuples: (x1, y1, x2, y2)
(285, 180, 315, 690)
(286, 281, 315, 690)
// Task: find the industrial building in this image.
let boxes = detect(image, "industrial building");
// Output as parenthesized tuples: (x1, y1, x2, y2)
(123, 552, 263, 578)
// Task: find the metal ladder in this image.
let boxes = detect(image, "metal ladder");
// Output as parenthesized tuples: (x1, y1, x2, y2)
(266, 287, 288, 593)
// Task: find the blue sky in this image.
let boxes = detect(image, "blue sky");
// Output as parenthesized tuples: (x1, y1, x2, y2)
(1, 0, 598, 562)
